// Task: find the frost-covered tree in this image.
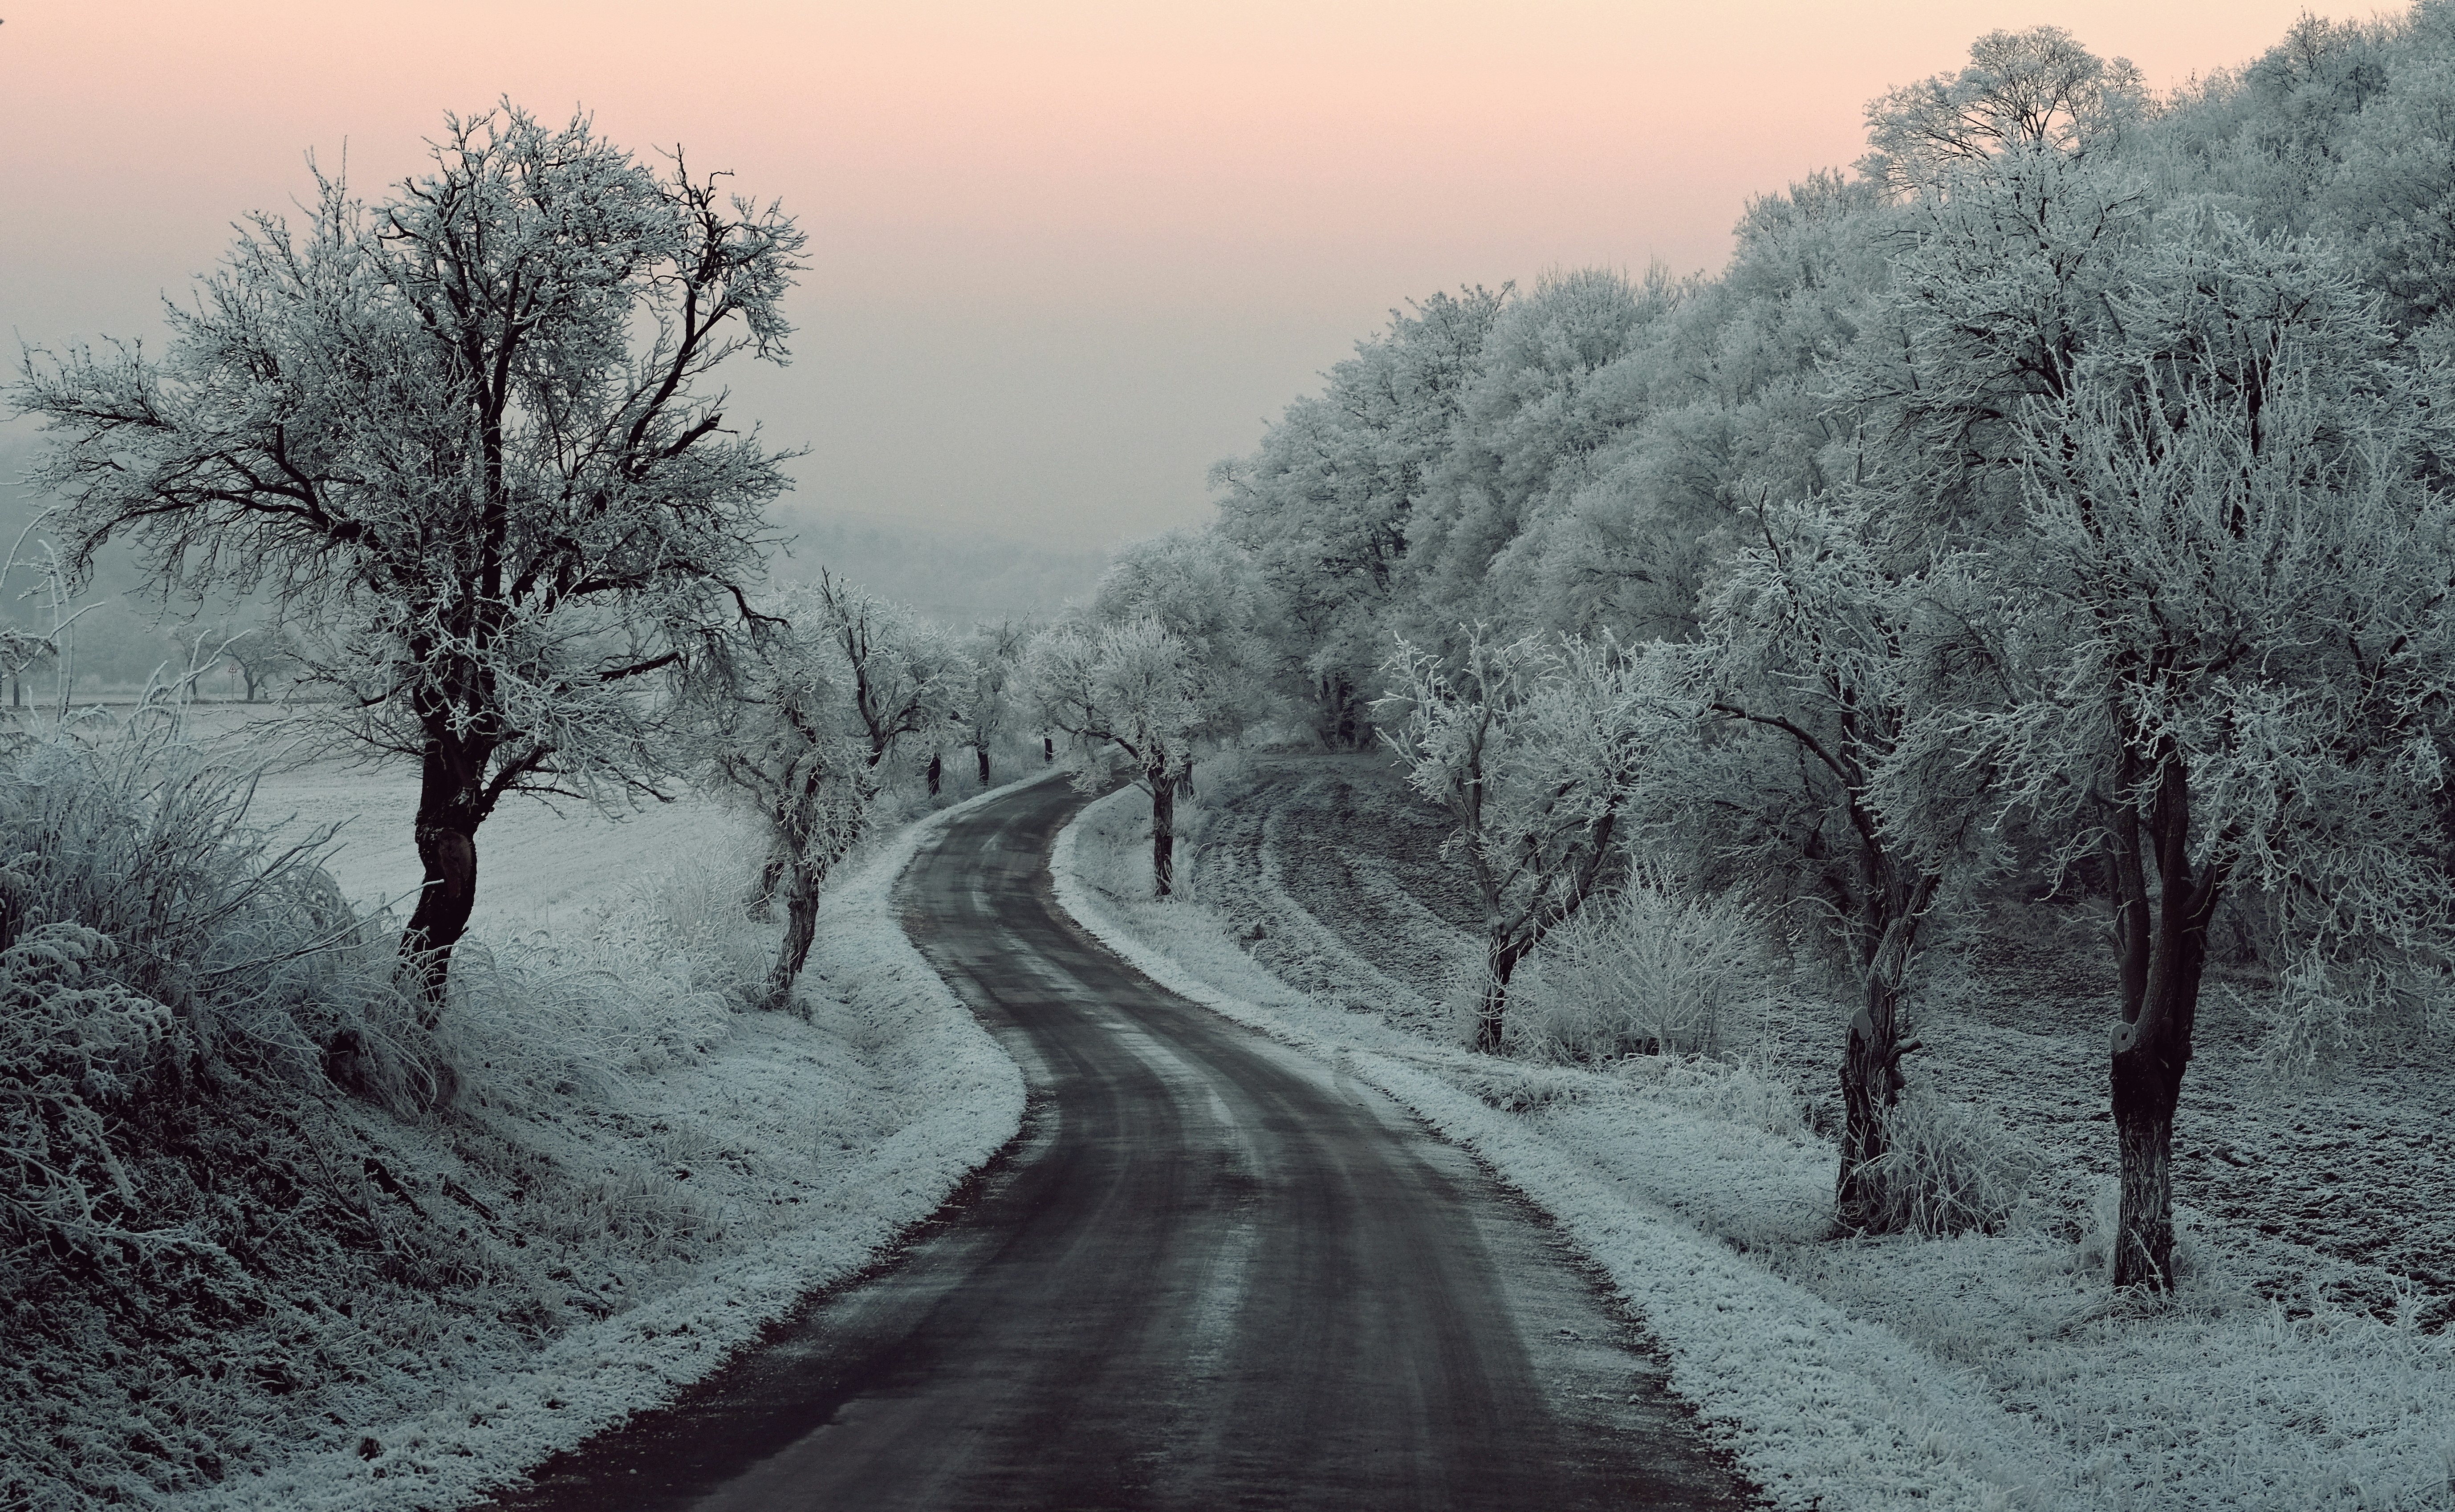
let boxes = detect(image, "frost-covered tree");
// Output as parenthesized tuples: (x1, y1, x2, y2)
(1378, 630, 1656, 1053)
(1028, 615, 1205, 896)
(1650, 495, 2004, 1231)
(1920, 225, 2455, 1288)
(951, 618, 1031, 786)
(1403, 270, 1679, 641)
(699, 592, 875, 1012)
(812, 572, 967, 774)
(1862, 25, 2148, 194)
(1502, 172, 1897, 642)
(1212, 288, 1504, 741)
(11, 104, 802, 1015)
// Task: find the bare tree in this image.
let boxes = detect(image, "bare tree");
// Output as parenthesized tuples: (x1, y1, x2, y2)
(12, 103, 804, 1027)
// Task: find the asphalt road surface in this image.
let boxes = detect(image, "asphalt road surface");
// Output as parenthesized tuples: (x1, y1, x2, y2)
(491, 778, 1753, 1511)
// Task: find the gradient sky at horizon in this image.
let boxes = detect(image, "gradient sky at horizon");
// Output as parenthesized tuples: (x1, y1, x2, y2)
(0, 2, 2365, 548)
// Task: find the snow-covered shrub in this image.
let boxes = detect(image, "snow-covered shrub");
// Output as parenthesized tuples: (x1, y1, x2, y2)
(0, 715, 424, 1102)
(2243, 954, 2455, 1081)
(1510, 868, 1767, 1063)
(1854, 1086, 2043, 1237)
(0, 718, 429, 1506)
(0, 925, 176, 1252)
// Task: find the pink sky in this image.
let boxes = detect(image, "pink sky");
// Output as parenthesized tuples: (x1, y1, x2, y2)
(0, 2, 2366, 548)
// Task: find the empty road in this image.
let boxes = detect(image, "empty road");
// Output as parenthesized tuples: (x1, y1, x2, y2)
(492, 777, 1752, 1510)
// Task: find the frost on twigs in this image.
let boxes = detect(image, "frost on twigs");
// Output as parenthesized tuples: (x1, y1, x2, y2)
(1375, 626, 1662, 1054)
(692, 577, 965, 1013)
(11, 101, 805, 1009)
(1508, 865, 1770, 1064)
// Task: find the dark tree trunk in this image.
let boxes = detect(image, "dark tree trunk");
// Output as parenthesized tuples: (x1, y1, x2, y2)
(975, 744, 992, 786)
(2110, 1028, 2183, 1286)
(2107, 756, 2220, 1290)
(751, 844, 787, 918)
(764, 857, 824, 1013)
(1150, 768, 1176, 898)
(1475, 935, 1528, 1054)
(1835, 974, 1910, 1232)
(1318, 673, 1361, 748)
(1829, 841, 1935, 1233)
(1044, 734, 1055, 764)
(926, 752, 942, 796)
(401, 740, 485, 1026)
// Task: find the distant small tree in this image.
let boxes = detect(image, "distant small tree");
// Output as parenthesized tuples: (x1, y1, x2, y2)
(223, 624, 300, 703)
(699, 593, 876, 1012)
(952, 618, 1030, 785)
(166, 620, 298, 702)
(1377, 630, 1654, 1053)
(12, 104, 804, 1028)
(1028, 616, 1204, 896)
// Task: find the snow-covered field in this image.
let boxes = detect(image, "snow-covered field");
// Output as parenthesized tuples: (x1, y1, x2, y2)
(1056, 756, 2455, 1512)
(12, 707, 1028, 1512)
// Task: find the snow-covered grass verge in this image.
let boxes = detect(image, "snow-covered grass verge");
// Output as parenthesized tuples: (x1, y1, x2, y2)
(5, 726, 1029, 1512)
(1055, 781, 2455, 1512)
(196, 776, 1032, 1512)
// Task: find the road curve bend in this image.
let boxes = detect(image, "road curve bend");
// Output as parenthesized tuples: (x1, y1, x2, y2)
(492, 778, 1752, 1511)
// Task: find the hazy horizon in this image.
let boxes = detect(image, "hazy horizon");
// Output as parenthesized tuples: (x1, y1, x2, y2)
(0, 2, 2362, 552)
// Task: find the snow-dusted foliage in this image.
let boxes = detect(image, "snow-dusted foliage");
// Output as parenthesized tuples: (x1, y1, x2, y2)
(10, 103, 804, 1008)
(1026, 533, 1267, 897)
(1376, 630, 1660, 1051)
(1201, 7, 2455, 1299)
(1211, 289, 1504, 743)
(1508, 867, 1768, 1063)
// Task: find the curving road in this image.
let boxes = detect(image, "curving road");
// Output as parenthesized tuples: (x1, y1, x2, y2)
(493, 778, 1752, 1511)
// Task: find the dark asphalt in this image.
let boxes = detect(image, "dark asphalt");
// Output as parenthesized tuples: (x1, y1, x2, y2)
(487, 778, 1753, 1511)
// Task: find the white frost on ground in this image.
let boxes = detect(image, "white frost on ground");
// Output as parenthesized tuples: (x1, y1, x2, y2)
(191, 770, 1033, 1512)
(1056, 783, 2455, 1512)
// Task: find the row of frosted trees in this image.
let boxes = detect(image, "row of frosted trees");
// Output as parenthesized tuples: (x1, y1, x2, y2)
(1210, 11, 2455, 1288)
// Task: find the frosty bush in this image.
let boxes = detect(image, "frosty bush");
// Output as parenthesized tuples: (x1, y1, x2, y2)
(0, 715, 416, 1254)
(1853, 1086, 2043, 1237)
(16, 719, 411, 1043)
(1510, 868, 1766, 1063)
(0, 926, 176, 1253)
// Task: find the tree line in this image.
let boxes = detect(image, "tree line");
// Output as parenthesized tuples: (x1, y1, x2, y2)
(1206, 9, 2455, 1289)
